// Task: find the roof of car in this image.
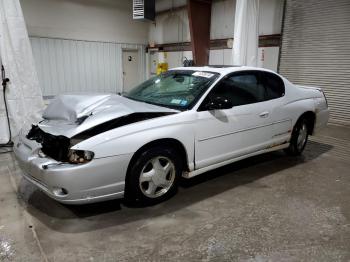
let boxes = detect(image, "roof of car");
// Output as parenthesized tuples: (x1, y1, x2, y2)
(170, 65, 276, 75)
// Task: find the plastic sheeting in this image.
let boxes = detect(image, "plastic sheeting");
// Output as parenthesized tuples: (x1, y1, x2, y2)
(0, 0, 44, 143)
(232, 0, 259, 67)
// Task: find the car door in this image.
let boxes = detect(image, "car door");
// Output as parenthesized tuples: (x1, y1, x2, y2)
(194, 71, 275, 169)
(261, 72, 292, 145)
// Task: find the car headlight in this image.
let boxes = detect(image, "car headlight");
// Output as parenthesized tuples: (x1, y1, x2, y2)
(68, 149, 94, 164)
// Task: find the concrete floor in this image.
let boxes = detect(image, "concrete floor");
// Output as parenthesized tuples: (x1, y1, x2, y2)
(0, 125, 350, 262)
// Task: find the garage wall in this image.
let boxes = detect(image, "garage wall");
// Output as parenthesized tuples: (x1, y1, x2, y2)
(30, 37, 146, 96)
(210, 0, 283, 39)
(20, 0, 149, 44)
(149, 8, 189, 44)
(209, 47, 280, 71)
(148, 0, 284, 71)
(20, 0, 150, 96)
(150, 0, 283, 43)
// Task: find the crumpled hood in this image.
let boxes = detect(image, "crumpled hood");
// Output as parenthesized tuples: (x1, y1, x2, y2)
(39, 94, 178, 138)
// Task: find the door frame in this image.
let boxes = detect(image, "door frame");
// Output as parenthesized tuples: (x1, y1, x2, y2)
(121, 48, 139, 93)
(194, 70, 276, 169)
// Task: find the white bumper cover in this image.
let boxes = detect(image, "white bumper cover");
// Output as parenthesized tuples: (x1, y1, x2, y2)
(13, 135, 132, 204)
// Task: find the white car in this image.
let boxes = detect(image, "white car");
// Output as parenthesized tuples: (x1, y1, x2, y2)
(14, 66, 329, 205)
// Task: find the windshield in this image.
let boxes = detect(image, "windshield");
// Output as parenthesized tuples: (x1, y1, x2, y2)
(124, 70, 219, 110)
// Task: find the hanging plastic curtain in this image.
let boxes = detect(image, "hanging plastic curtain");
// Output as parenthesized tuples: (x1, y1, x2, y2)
(232, 0, 260, 66)
(0, 0, 44, 143)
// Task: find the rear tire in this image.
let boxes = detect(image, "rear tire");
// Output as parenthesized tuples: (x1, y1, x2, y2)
(285, 118, 309, 156)
(125, 146, 183, 205)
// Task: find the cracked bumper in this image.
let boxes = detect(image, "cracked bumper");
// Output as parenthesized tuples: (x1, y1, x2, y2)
(13, 135, 132, 204)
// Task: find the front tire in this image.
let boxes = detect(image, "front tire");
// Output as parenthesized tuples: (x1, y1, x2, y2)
(125, 146, 183, 205)
(285, 118, 309, 156)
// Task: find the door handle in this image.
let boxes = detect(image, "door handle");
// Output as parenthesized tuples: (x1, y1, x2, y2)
(259, 111, 269, 118)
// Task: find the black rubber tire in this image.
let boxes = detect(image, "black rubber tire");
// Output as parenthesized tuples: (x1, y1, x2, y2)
(124, 146, 183, 205)
(285, 117, 309, 156)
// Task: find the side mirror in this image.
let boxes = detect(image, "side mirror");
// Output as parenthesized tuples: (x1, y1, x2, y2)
(205, 96, 233, 110)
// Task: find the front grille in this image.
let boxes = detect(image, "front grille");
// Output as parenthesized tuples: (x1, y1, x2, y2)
(26, 125, 70, 161)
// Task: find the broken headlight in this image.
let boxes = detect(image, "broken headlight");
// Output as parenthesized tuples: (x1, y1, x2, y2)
(68, 149, 94, 164)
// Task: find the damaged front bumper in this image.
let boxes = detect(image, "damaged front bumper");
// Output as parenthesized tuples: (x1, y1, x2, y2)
(13, 134, 132, 204)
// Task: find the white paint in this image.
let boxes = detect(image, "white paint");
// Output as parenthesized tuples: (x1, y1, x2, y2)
(20, 0, 149, 44)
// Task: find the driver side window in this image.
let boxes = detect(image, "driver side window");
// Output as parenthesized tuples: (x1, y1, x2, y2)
(200, 72, 264, 110)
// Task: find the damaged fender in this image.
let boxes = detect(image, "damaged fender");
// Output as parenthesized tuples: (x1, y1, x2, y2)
(26, 94, 195, 169)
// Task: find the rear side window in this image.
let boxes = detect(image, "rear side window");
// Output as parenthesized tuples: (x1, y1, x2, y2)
(229, 74, 265, 104)
(262, 72, 285, 100)
(203, 72, 265, 108)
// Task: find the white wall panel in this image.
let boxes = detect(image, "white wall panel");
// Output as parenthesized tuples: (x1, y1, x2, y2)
(149, 9, 190, 44)
(223, 49, 233, 65)
(21, 0, 148, 44)
(210, 0, 235, 40)
(258, 0, 284, 35)
(30, 37, 146, 96)
(166, 51, 193, 69)
(150, 0, 284, 44)
(257, 47, 279, 71)
(209, 50, 225, 65)
(209, 47, 279, 71)
(209, 49, 233, 66)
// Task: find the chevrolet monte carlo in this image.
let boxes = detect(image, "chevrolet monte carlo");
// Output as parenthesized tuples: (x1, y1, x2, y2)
(14, 66, 329, 205)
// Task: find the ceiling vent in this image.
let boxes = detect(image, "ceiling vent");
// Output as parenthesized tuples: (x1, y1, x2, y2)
(133, 0, 155, 21)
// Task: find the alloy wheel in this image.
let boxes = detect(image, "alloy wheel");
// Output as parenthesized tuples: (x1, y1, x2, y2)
(297, 122, 308, 151)
(139, 156, 176, 198)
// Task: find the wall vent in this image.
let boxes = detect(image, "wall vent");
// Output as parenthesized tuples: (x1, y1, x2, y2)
(133, 0, 155, 21)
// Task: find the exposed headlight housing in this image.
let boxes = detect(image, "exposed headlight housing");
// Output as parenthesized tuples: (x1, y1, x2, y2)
(68, 149, 94, 164)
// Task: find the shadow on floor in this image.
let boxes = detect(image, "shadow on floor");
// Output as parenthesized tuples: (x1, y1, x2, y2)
(17, 140, 333, 233)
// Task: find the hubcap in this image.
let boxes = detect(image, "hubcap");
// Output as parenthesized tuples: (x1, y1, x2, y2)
(297, 123, 308, 151)
(139, 156, 176, 198)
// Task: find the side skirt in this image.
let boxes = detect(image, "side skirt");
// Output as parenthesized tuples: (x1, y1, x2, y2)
(182, 143, 289, 179)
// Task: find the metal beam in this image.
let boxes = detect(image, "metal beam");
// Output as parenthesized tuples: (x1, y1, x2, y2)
(187, 0, 212, 65)
(146, 34, 282, 52)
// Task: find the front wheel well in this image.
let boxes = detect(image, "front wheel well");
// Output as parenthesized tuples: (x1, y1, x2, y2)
(127, 138, 189, 175)
(298, 111, 316, 135)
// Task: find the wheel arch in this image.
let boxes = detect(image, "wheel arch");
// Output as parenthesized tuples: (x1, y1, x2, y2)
(126, 138, 190, 177)
(298, 111, 316, 135)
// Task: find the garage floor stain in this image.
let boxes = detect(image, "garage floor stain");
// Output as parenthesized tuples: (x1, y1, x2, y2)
(0, 124, 349, 261)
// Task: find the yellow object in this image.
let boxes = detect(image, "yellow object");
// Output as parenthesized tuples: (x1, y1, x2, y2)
(156, 63, 168, 75)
